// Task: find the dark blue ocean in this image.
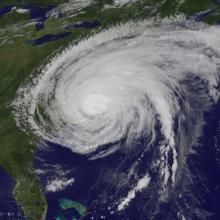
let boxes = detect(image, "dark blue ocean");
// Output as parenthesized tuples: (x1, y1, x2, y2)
(0, 102, 220, 220)
(32, 99, 220, 220)
(0, 167, 25, 220)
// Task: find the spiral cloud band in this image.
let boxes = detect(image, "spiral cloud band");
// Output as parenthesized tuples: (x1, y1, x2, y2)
(13, 19, 220, 215)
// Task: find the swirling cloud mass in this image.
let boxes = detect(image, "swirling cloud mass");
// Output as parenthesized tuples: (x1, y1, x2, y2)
(13, 19, 220, 219)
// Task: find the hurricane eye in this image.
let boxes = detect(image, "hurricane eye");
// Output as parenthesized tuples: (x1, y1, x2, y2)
(82, 94, 110, 116)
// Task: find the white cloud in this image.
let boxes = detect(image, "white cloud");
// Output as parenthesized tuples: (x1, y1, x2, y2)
(46, 177, 75, 193)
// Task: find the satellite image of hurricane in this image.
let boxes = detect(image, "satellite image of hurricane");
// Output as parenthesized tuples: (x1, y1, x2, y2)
(1, 0, 220, 220)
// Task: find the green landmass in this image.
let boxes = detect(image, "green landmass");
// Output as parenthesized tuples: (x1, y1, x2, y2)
(0, 0, 220, 219)
(56, 214, 67, 220)
(55, 215, 77, 220)
(59, 198, 87, 217)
